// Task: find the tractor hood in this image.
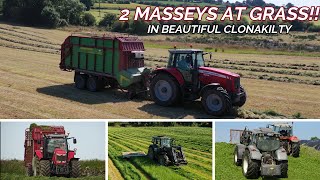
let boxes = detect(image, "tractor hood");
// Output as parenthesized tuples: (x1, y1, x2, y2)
(199, 67, 240, 79)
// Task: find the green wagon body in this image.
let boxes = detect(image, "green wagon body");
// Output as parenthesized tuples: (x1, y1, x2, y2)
(60, 35, 148, 88)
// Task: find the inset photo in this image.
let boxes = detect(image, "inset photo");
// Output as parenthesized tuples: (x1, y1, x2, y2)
(215, 122, 320, 179)
(0, 122, 105, 179)
(108, 122, 212, 180)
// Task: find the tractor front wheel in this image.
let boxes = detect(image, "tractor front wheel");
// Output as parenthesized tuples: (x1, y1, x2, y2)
(159, 154, 170, 166)
(234, 147, 242, 166)
(39, 160, 50, 176)
(147, 146, 155, 160)
(242, 150, 260, 179)
(201, 87, 231, 116)
(151, 74, 180, 106)
(70, 159, 81, 178)
(292, 142, 300, 157)
(75, 74, 87, 90)
(279, 161, 288, 178)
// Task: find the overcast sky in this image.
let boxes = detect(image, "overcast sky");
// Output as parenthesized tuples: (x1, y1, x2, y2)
(216, 122, 320, 142)
(1, 122, 105, 160)
(228, 0, 318, 6)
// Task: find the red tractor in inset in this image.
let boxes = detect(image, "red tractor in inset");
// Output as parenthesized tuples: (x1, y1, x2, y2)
(150, 49, 246, 116)
(267, 123, 300, 157)
(24, 125, 80, 177)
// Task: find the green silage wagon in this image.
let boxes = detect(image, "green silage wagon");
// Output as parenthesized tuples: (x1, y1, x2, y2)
(59, 35, 150, 94)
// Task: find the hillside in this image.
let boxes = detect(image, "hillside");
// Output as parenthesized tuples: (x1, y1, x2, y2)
(0, 159, 105, 179)
(215, 142, 320, 180)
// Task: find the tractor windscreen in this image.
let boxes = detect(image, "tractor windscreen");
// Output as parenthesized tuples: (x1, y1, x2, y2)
(257, 135, 280, 152)
(192, 52, 205, 67)
(162, 139, 172, 147)
(47, 138, 67, 153)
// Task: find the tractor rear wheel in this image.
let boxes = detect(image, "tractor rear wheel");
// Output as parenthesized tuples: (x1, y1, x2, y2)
(39, 160, 50, 176)
(159, 154, 170, 166)
(75, 74, 87, 90)
(70, 159, 81, 178)
(234, 147, 242, 166)
(147, 146, 155, 160)
(292, 142, 300, 157)
(201, 87, 231, 116)
(279, 161, 288, 178)
(151, 74, 180, 106)
(234, 85, 247, 107)
(242, 150, 260, 179)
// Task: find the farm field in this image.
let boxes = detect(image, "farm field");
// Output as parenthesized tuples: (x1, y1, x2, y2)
(215, 142, 320, 180)
(108, 126, 212, 180)
(0, 22, 319, 118)
(0, 159, 105, 179)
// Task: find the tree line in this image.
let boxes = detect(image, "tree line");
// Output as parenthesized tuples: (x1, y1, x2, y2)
(1, 0, 319, 33)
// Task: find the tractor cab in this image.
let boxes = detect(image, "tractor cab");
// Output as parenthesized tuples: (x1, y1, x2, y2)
(148, 136, 187, 166)
(152, 136, 174, 148)
(40, 134, 77, 165)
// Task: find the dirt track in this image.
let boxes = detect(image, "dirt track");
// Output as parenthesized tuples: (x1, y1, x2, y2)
(0, 23, 319, 118)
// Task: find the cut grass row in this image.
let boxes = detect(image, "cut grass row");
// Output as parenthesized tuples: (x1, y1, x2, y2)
(109, 130, 212, 159)
(110, 127, 212, 154)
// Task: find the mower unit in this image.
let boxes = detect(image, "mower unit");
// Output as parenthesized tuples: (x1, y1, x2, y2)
(234, 127, 288, 179)
(147, 136, 187, 166)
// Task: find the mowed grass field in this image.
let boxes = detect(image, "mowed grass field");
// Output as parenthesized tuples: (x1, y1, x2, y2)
(108, 126, 212, 180)
(0, 159, 105, 179)
(0, 22, 319, 118)
(215, 142, 320, 180)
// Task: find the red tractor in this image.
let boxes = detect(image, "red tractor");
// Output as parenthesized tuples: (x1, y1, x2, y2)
(24, 124, 80, 177)
(267, 123, 300, 157)
(150, 49, 246, 116)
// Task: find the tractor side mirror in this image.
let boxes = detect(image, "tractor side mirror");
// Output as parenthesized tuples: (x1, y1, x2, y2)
(37, 140, 41, 144)
(73, 139, 77, 144)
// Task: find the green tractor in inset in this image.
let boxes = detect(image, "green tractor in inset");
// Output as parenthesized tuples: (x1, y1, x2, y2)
(147, 136, 188, 166)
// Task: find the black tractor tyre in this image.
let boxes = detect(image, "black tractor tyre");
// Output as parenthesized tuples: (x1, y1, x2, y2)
(234, 85, 247, 107)
(75, 74, 87, 90)
(150, 74, 180, 106)
(147, 146, 155, 160)
(159, 154, 170, 166)
(86, 76, 99, 92)
(242, 150, 260, 179)
(26, 165, 33, 176)
(70, 159, 81, 178)
(292, 142, 300, 157)
(279, 161, 288, 178)
(234, 147, 242, 166)
(201, 87, 232, 116)
(39, 160, 50, 176)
